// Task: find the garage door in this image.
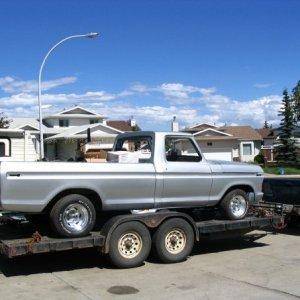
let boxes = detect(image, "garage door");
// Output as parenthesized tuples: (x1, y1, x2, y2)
(201, 148, 232, 161)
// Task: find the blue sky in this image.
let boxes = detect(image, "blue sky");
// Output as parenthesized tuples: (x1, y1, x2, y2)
(0, 0, 300, 130)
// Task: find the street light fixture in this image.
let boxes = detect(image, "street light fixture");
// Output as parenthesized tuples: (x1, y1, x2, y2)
(37, 32, 99, 160)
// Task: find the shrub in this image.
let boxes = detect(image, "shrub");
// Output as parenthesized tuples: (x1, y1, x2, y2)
(254, 151, 264, 164)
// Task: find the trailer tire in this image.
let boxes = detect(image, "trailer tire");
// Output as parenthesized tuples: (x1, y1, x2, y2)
(50, 194, 96, 237)
(108, 221, 151, 268)
(153, 218, 194, 263)
(221, 189, 249, 220)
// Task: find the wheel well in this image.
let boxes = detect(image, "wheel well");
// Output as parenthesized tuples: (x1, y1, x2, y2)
(43, 188, 102, 213)
(222, 185, 254, 199)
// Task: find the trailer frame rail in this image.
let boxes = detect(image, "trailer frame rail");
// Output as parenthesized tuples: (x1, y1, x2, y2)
(0, 212, 280, 259)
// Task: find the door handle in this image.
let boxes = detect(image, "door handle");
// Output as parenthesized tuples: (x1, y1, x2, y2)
(8, 173, 21, 177)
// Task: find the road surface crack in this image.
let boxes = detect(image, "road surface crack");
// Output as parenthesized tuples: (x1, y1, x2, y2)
(52, 272, 94, 300)
(200, 268, 300, 299)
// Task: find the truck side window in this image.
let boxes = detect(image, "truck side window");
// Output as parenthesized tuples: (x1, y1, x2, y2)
(165, 137, 201, 162)
(114, 136, 153, 163)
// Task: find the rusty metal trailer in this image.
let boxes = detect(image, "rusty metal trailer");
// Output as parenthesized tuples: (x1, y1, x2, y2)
(0, 211, 281, 268)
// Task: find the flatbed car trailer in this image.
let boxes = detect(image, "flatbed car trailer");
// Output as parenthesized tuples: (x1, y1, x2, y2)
(0, 210, 281, 268)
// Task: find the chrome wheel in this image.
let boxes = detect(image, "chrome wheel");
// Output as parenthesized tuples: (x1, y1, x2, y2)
(230, 195, 247, 218)
(165, 228, 186, 254)
(118, 232, 143, 259)
(62, 203, 89, 233)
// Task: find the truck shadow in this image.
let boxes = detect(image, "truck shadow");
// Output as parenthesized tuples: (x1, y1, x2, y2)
(0, 234, 268, 277)
(273, 226, 300, 236)
(192, 233, 268, 256)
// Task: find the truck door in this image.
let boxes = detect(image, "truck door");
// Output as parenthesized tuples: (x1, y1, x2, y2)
(160, 135, 212, 207)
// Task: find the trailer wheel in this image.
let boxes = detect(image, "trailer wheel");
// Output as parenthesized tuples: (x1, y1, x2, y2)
(153, 218, 194, 263)
(108, 221, 151, 268)
(50, 194, 96, 237)
(221, 189, 249, 220)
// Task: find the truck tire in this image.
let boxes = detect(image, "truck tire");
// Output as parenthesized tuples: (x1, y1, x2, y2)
(153, 218, 194, 263)
(108, 221, 151, 268)
(221, 189, 249, 220)
(50, 194, 96, 237)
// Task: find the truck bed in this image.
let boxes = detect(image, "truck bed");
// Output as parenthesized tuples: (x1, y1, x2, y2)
(0, 215, 280, 258)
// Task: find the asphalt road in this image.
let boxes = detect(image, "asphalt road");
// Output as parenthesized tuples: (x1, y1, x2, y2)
(0, 228, 299, 300)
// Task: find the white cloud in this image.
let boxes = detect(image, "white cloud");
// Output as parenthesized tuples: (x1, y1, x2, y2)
(0, 75, 283, 129)
(1, 90, 117, 107)
(129, 82, 216, 105)
(130, 83, 149, 93)
(201, 94, 282, 127)
(253, 83, 273, 88)
(157, 83, 216, 103)
(0, 76, 77, 93)
(89, 103, 200, 125)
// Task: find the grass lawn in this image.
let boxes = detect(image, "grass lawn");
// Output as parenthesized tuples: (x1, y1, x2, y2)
(263, 166, 300, 175)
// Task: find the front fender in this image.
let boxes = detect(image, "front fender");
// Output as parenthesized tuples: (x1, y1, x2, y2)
(211, 176, 261, 203)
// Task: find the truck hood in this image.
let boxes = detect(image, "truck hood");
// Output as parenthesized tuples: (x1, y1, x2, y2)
(207, 160, 263, 174)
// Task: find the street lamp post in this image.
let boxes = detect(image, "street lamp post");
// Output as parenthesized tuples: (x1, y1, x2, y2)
(38, 32, 99, 160)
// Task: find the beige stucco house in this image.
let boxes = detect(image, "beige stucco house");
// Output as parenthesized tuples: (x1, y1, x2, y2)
(184, 123, 262, 162)
(0, 106, 137, 161)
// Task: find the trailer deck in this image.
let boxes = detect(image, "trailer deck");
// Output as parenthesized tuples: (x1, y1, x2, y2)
(0, 214, 280, 259)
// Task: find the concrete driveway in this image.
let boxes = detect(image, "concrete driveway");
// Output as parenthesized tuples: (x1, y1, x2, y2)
(0, 229, 299, 300)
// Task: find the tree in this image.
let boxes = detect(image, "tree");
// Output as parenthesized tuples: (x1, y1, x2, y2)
(276, 89, 297, 163)
(263, 120, 270, 128)
(132, 124, 141, 131)
(0, 112, 11, 128)
(292, 80, 300, 121)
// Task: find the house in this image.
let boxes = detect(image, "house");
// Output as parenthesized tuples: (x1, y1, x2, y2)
(184, 123, 262, 162)
(0, 106, 138, 161)
(0, 118, 41, 161)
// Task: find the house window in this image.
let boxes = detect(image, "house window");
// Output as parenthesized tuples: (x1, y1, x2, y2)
(0, 138, 10, 157)
(0, 143, 6, 156)
(242, 143, 252, 155)
(165, 137, 201, 162)
(59, 119, 69, 127)
(207, 142, 213, 146)
(90, 119, 99, 124)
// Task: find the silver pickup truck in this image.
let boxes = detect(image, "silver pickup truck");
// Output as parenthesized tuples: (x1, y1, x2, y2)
(0, 131, 263, 237)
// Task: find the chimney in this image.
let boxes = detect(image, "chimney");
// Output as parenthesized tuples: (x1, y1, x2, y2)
(171, 116, 179, 132)
(130, 116, 136, 127)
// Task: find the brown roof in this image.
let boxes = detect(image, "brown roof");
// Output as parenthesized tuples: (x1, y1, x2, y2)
(107, 120, 133, 132)
(256, 128, 275, 139)
(195, 136, 238, 141)
(185, 123, 216, 133)
(220, 126, 262, 141)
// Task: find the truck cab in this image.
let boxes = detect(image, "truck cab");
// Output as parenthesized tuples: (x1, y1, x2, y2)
(113, 131, 213, 208)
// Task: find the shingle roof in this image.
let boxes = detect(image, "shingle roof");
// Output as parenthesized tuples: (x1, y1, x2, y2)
(107, 120, 133, 132)
(43, 105, 105, 119)
(44, 123, 122, 141)
(256, 128, 275, 139)
(194, 136, 238, 141)
(220, 126, 262, 141)
(9, 118, 65, 135)
(9, 118, 40, 130)
(184, 123, 217, 133)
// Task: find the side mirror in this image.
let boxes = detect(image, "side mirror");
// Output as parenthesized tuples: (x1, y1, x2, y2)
(87, 128, 91, 143)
